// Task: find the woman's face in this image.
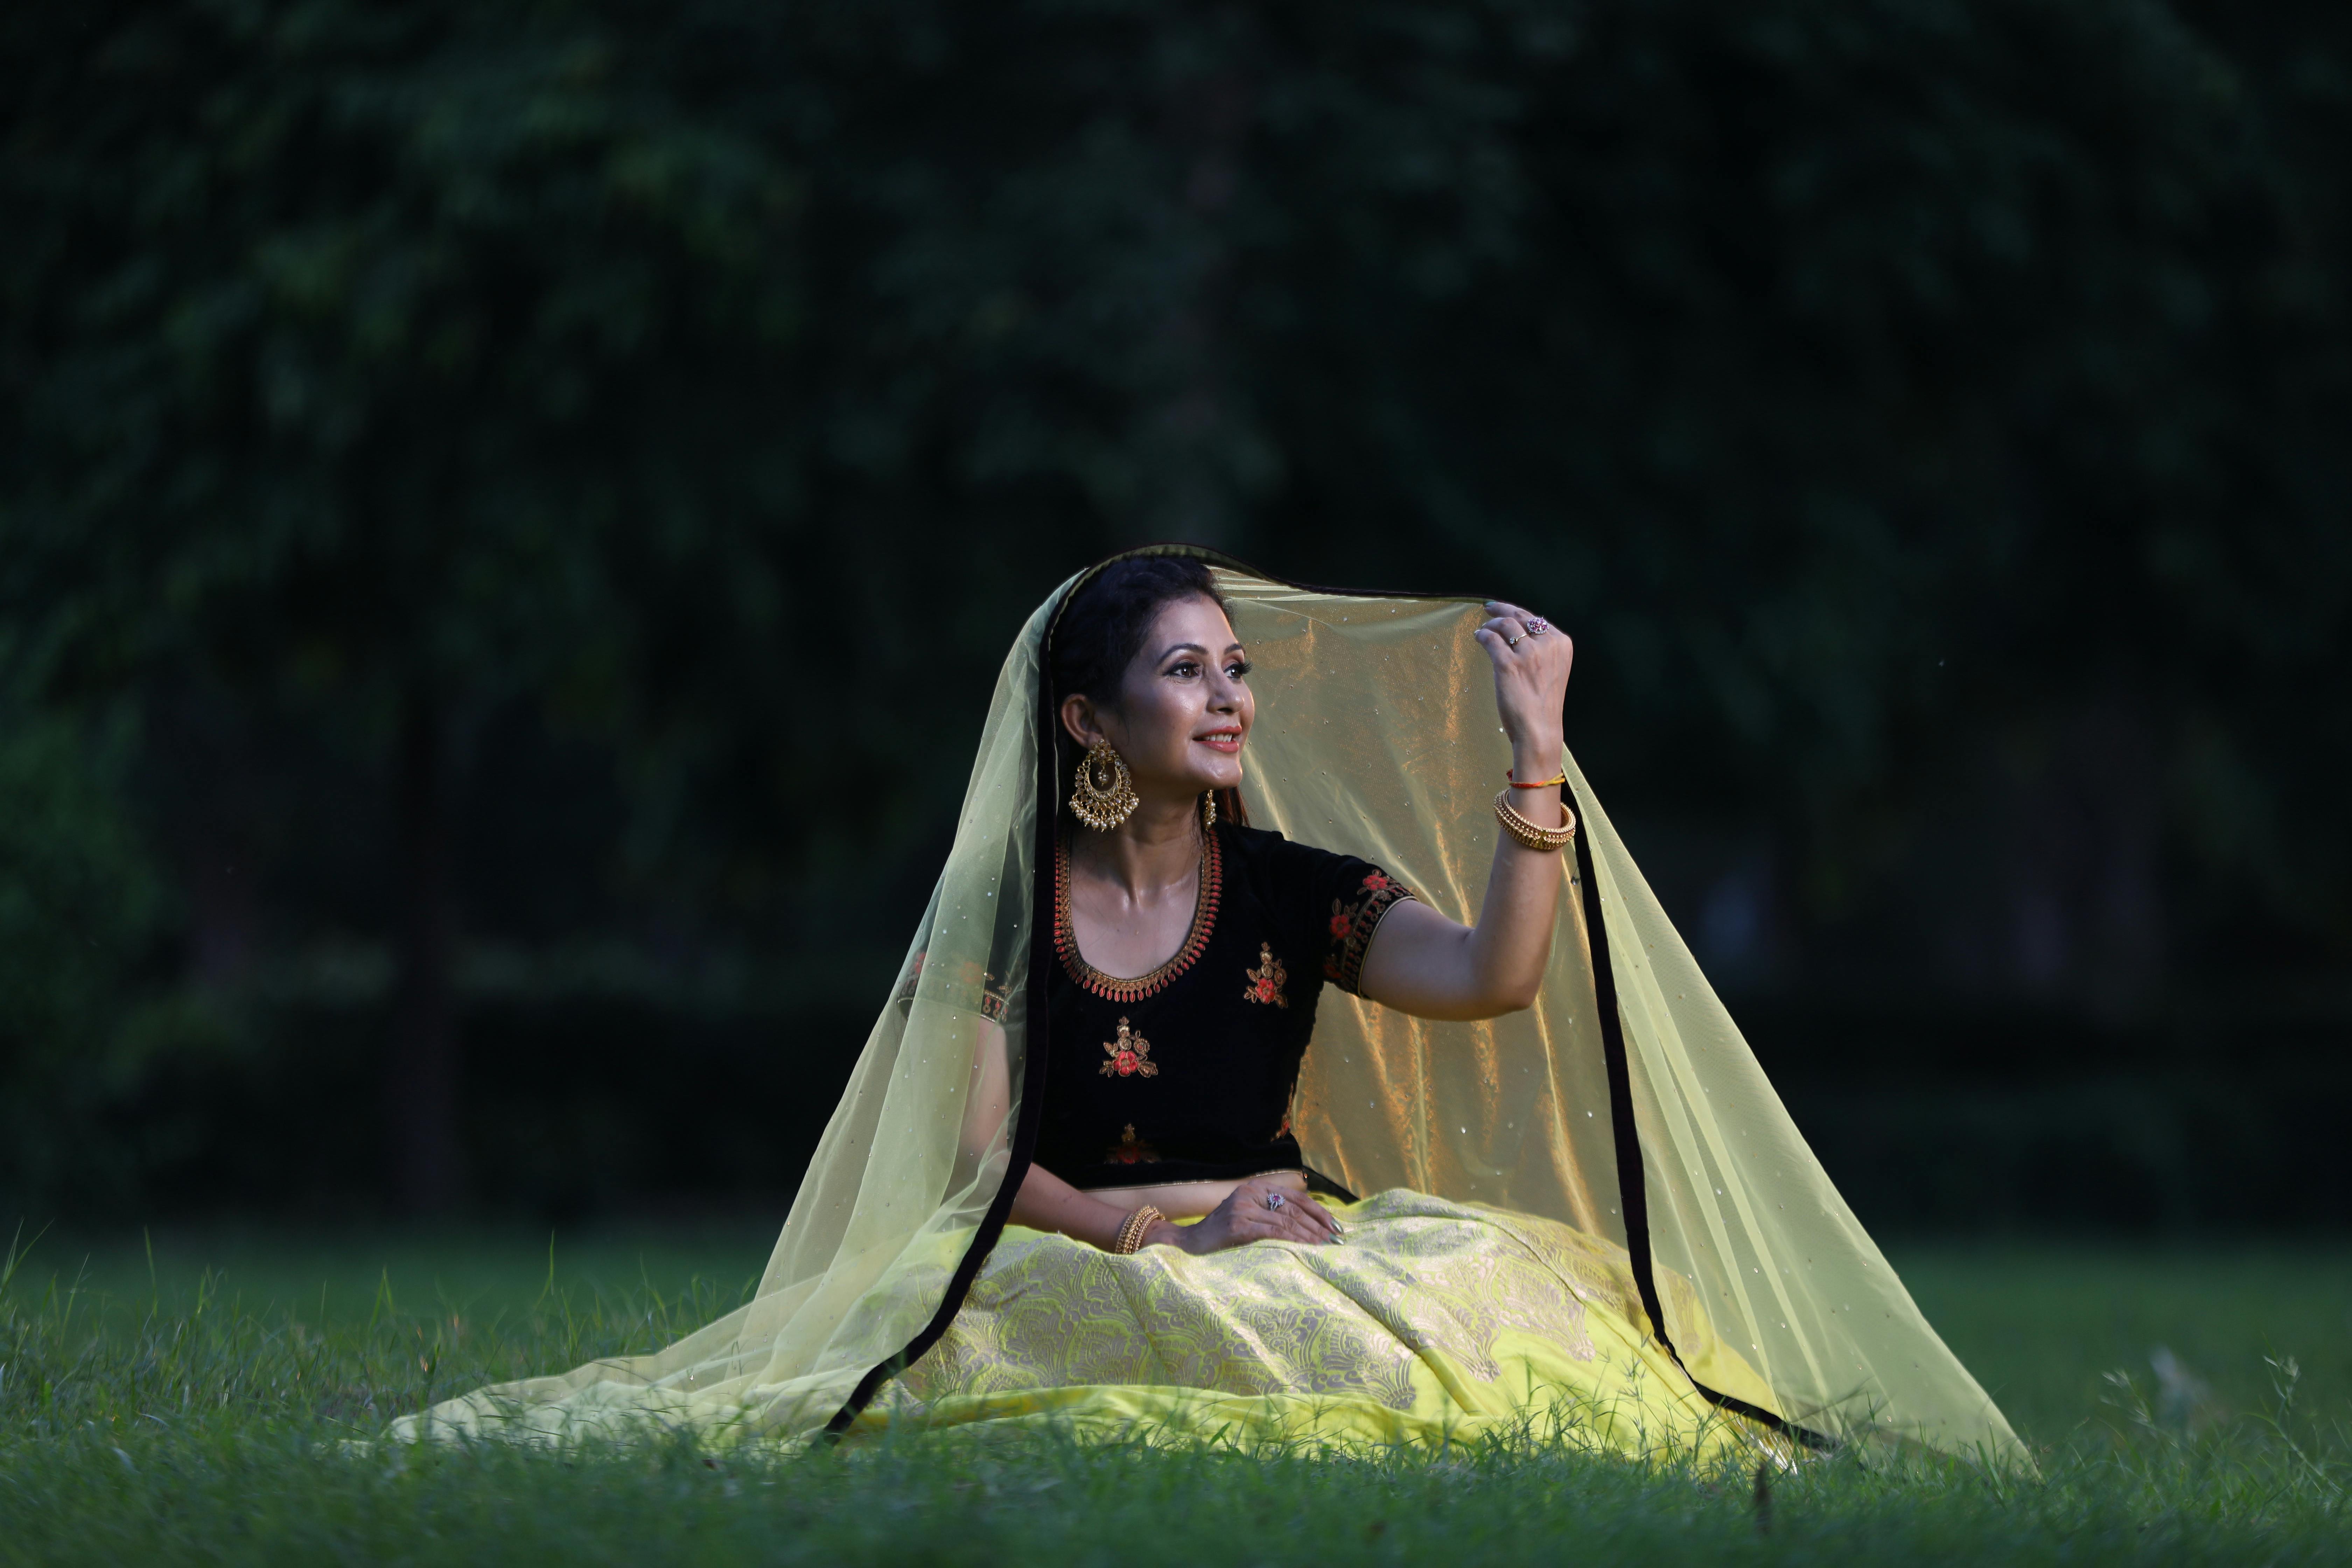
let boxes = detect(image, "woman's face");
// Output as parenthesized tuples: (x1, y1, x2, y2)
(1064, 594, 1254, 801)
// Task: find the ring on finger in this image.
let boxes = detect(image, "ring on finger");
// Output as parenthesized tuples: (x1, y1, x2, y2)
(1506, 633, 1524, 648)
(1264, 1191, 1286, 1210)
(1526, 616, 1550, 636)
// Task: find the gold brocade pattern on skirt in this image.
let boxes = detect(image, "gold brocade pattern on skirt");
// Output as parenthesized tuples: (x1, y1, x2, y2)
(859, 1190, 1780, 1459)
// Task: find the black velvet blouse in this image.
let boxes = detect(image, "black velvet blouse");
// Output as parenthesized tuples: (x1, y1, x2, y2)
(1035, 821, 1415, 1190)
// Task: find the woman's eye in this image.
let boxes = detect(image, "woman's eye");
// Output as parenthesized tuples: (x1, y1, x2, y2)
(1227, 660, 1252, 679)
(1167, 661, 1200, 679)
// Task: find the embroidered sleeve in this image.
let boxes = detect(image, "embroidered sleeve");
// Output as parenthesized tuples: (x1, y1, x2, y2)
(893, 950, 1012, 1021)
(1320, 860, 1416, 997)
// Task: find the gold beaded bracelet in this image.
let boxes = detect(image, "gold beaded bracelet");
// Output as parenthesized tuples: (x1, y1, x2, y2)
(1112, 1205, 1164, 1255)
(1493, 789, 1577, 852)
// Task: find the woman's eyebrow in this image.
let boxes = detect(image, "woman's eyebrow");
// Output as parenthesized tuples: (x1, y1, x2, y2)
(1159, 640, 1247, 663)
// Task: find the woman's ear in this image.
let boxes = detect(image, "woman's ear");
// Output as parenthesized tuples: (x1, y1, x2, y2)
(1060, 694, 1104, 749)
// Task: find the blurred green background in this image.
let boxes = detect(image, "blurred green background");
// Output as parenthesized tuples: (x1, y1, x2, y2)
(3, 0, 2347, 1234)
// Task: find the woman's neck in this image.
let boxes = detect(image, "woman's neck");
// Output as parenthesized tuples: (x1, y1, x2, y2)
(1066, 792, 1205, 897)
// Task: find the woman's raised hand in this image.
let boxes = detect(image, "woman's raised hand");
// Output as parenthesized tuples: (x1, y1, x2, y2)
(1158, 1177, 1343, 1253)
(1473, 600, 1573, 773)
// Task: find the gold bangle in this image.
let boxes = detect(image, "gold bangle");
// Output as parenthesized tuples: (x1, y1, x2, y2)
(1493, 789, 1576, 852)
(1505, 768, 1569, 789)
(1112, 1205, 1164, 1255)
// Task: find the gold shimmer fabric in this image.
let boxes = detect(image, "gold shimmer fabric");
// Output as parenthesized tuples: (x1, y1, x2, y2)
(855, 1189, 1778, 1460)
(390, 551, 2025, 1468)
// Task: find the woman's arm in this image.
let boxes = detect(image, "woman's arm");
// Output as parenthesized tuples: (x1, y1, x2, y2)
(974, 1013, 1339, 1252)
(1355, 601, 1573, 1021)
(966, 1028, 1264, 1249)
(1008, 1162, 1147, 1251)
(1009, 1164, 1343, 1251)
(972, 1019, 1167, 1248)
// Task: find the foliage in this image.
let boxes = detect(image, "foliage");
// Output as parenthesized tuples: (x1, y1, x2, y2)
(0, 692, 163, 1211)
(1, 0, 2349, 1216)
(3, 0, 800, 691)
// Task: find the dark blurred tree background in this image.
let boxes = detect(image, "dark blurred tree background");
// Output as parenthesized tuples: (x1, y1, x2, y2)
(4, 0, 2346, 1229)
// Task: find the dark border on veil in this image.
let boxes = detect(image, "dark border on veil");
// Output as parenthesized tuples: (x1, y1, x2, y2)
(1568, 814, 1835, 1452)
(825, 544, 1827, 1451)
(821, 553, 1091, 1438)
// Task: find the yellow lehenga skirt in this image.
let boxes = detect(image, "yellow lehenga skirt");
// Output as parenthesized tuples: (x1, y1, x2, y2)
(852, 1189, 1783, 1461)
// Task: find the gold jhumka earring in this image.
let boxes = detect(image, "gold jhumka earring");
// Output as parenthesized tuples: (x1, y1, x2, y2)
(1202, 791, 1217, 828)
(1070, 738, 1139, 830)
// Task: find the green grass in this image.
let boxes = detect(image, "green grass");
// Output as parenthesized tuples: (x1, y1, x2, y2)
(3, 1222, 2348, 1564)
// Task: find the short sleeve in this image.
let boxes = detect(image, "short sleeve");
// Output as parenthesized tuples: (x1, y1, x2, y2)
(1322, 854, 1415, 994)
(893, 948, 1011, 1021)
(1251, 836, 1416, 997)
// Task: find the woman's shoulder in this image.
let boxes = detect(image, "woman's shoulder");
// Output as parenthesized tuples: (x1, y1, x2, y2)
(1219, 820, 1293, 859)
(1216, 820, 1414, 993)
(1220, 821, 1343, 875)
(1217, 823, 1335, 934)
(1219, 821, 1386, 888)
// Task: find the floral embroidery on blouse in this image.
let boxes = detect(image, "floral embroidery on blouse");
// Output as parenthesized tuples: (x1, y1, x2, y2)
(1243, 942, 1289, 1008)
(1107, 1124, 1161, 1164)
(1100, 1016, 1160, 1078)
(1325, 870, 1417, 994)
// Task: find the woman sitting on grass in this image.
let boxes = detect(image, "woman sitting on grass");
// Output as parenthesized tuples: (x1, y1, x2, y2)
(396, 551, 2020, 1465)
(868, 556, 1773, 1452)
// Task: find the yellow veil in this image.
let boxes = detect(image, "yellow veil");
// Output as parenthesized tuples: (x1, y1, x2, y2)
(393, 549, 2025, 1466)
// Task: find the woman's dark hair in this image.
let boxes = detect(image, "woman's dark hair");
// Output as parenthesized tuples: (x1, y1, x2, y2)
(1048, 555, 1247, 827)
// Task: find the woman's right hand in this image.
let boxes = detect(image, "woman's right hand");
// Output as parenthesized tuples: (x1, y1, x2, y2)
(1150, 1176, 1342, 1253)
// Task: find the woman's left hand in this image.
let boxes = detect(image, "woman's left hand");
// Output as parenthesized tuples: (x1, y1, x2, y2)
(1473, 600, 1573, 770)
(1354, 597, 1576, 1022)
(1159, 1177, 1343, 1253)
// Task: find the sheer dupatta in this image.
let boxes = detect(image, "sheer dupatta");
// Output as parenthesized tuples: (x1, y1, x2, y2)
(392, 548, 2024, 1468)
